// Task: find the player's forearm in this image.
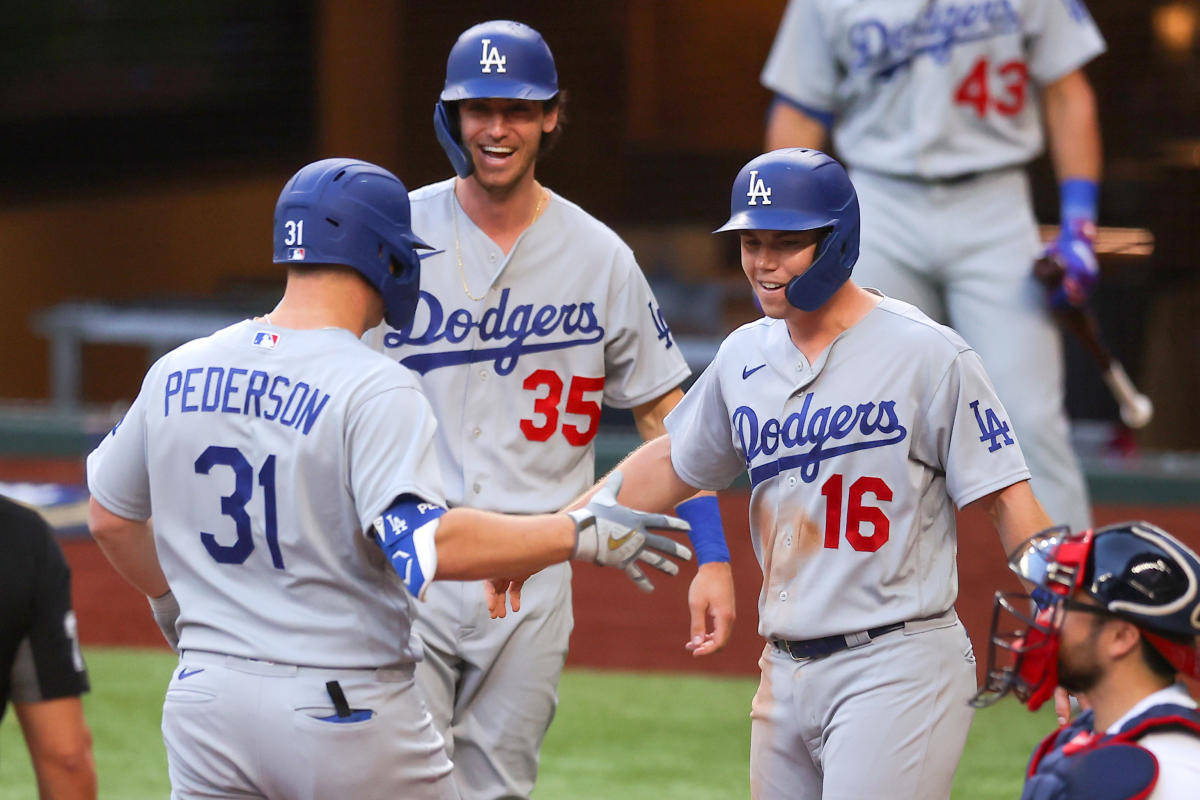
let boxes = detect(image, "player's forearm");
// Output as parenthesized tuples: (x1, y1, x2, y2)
(16, 699, 97, 800)
(631, 387, 683, 441)
(87, 498, 170, 598)
(580, 434, 697, 514)
(1042, 70, 1102, 182)
(982, 480, 1055, 559)
(434, 508, 574, 580)
(765, 101, 829, 152)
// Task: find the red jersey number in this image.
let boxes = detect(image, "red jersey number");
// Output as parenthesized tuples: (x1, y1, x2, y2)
(520, 370, 605, 446)
(954, 58, 1028, 118)
(820, 474, 893, 553)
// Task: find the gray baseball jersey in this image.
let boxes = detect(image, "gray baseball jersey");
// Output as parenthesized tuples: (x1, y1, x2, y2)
(364, 178, 689, 799)
(762, 0, 1105, 179)
(87, 319, 458, 799)
(665, 294, 1028, 640)
(666, 295, 1025, 797)
(368, 179, 690, 513)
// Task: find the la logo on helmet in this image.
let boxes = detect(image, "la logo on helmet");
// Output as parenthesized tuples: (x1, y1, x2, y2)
(479, 39, 507, 73)
(747, 170, 773, 206)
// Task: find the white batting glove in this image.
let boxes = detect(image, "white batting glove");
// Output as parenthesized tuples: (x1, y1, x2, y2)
(568, 471, 693, 592)
(148, 590, 180, 652)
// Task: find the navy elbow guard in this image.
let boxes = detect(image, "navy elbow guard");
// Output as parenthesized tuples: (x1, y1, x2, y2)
(675, 496, 730, 565)
(372, 494, 446, 600)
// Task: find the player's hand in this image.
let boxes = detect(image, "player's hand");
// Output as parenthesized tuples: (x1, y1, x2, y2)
(685, 561, 735, 656)
(568, 471, 693, 592)
(485, 577, 526, 619)
(1053, 687, 1091, 727)
(147, 589, 180, 652)
(1039, 219, 1098, 310)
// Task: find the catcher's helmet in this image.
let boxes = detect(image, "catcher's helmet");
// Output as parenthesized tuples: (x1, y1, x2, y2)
(434, 20, 559, 178)
(273, 158, 432, 329)
(973, 521, 1200, 711)
(715, 148, 860, 312)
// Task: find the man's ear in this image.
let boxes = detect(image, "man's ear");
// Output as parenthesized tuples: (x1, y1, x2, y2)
(1105, 618, 1143, 661)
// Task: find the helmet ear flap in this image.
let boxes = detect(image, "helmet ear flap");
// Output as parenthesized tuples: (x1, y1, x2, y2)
(434, 101, 473, 179)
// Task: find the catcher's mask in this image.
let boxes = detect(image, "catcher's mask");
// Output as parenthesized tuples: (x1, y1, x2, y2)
(972, 521, 1200, 711)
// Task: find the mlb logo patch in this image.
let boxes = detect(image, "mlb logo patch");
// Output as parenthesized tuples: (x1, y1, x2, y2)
(252, 331, 279, 349)
(287, 247, 306, 261)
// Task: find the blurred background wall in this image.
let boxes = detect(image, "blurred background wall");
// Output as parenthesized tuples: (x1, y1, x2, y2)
(2, 0, 1198, 447)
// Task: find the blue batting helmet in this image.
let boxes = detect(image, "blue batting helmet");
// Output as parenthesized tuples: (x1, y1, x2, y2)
(715, 148, 860, 311)
(273, 158, 432, 329)
(433, 20, 559, 178)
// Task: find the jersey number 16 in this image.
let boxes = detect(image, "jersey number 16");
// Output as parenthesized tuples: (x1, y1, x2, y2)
(820, 474, 892, 552)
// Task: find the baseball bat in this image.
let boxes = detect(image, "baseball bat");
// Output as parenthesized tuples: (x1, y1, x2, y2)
(1033, 256, 1154, 429)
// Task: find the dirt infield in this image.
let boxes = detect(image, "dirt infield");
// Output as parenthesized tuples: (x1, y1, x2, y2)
(61, 492, 1200, 687)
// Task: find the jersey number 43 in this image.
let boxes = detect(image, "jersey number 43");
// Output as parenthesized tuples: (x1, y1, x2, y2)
(954, 58, 1028, 118)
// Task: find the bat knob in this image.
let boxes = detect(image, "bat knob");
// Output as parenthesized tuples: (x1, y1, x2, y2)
(1121, 394, 1154, 429)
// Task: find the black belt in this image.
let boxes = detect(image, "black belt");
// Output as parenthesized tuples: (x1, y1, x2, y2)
(773, 622, 904, 660)
(855, 166, 1002, 187)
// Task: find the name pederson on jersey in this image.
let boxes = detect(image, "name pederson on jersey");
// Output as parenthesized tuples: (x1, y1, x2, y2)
(665, 296, 1031, 640)
(87, 320, 446, 668)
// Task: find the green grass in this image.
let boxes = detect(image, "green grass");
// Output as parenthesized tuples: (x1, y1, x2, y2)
(1, 648, 177, 800)
(1, 649, 1056, 799)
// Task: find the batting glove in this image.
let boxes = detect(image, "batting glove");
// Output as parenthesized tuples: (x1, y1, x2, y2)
(1042, 178, 1100, 310)
(148, 590, 180, 652)
(568, 471, 693, 592)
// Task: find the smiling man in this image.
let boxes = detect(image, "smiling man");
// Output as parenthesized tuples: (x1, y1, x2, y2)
(364, 20, 735, 800)
(597, 147, 1057, 799)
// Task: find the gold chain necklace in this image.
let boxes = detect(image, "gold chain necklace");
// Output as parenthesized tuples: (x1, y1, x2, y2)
(452, 183, 546, 302)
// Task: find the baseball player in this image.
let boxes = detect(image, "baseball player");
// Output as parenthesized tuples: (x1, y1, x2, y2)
(364, 20, 735, 800)
(973, 521, 1200, 799)
(593, 148, 1057, 799)
(85, 158, 692, 800)
(760, 0, 1106, 535)
(1, 496, 96, 799)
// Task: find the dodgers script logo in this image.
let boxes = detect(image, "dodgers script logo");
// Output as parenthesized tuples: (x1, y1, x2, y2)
(734, 394, 908, 487)
(383, 288, 604, 375)
(847, 1, 1020, 78)
(480, 38, 507, 73)
(746, 170, 773, 206)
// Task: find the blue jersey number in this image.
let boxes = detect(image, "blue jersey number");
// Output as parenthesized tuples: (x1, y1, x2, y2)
(194, 446, 284, 569)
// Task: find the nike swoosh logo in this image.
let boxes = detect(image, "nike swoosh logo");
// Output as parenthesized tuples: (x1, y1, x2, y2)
(418, 249, 446, 261)
(608, 531, 635, 551)
(742, 364, 767, 380)
(177, 667, 205, 680)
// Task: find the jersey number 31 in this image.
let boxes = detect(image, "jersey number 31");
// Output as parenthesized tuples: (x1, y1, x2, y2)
(195, 445, 284, 569)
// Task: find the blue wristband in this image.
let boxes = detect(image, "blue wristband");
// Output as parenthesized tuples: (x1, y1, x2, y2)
(675, 496, 730, 565)
(372, 494, 447, 599)
(1059, 178, 1098, 226)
